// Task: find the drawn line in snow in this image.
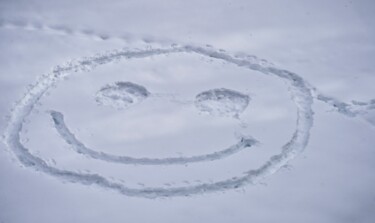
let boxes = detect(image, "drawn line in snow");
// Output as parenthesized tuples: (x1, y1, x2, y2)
(2, 45, 314, 198)
(0, 18, 171, 44)
(49, 110, 258, 165)
(315, 93, 375, 124)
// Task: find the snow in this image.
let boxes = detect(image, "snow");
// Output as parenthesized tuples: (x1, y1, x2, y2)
(0, 0, 375, 222)
(2, 44, 315, 198)
(195, 88, 250, 118)
(49, 110, 257, 165)
(95, 82, 150, 110)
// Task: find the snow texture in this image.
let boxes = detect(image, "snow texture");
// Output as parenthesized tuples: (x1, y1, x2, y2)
(195, 88, 250, 118)
(1, 19, 374, 199)
(95, 82, 150, 110)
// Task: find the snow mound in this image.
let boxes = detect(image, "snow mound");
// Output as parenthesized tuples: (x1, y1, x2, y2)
(95, 82, 150, 109)
(195, 88, 250, 118)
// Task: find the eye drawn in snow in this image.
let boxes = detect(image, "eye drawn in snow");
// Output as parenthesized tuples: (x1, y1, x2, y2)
(195, 88, 250, 118)
(2, 22, 374, 199)
(95, 81, 150, 110)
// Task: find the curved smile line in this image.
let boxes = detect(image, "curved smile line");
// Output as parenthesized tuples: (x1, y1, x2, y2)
(50, 110, 258, 165)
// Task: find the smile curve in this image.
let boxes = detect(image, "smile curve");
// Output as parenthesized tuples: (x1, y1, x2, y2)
(50, 110, 258, 165)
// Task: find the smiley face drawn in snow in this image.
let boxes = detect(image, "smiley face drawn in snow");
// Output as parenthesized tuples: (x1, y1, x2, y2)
(3, 45, 314, 198)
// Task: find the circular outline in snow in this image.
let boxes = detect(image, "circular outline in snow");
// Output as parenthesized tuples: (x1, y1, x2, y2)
(3, 45, 314, 198)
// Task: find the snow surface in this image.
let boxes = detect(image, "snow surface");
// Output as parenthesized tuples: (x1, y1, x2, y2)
(95, 82, 150, 110)
(195, 88, 250, 118)
(1, 0, 375, 222)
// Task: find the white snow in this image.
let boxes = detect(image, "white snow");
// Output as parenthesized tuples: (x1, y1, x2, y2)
(195, 88, 250, 118)
(95, 82, 150, 110)
(1, 0, 375, 223)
